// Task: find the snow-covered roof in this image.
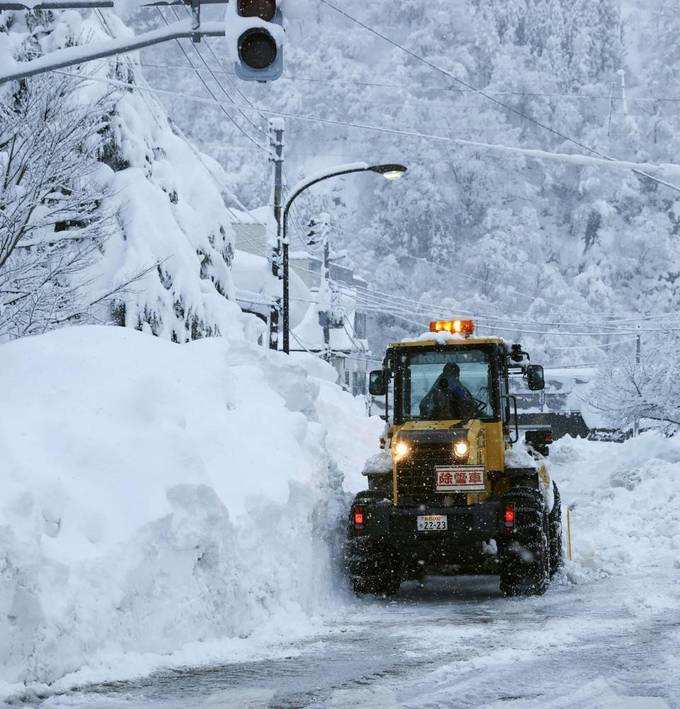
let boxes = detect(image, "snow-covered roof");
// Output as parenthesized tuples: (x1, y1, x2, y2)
(232, 249, 311, 329)
(292, 301, 356, 352)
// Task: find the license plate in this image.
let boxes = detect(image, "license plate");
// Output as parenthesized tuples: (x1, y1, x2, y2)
(436, 465, 485, 492)
(417, 515, 448, 532)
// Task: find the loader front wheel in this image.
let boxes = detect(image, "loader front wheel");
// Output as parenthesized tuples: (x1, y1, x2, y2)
(347, 541, 401, 597)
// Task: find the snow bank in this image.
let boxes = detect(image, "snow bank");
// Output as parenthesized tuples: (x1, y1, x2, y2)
(551, 434, 680, 601)
(0, 326, 382, 700)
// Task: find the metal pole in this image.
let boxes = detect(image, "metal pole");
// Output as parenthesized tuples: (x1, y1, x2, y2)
(269, 119, 284, 351)
(280, 163, 406, 355)
(0, 19, 225, 85)
(283, 236, 290, 354)
(322, 237, 331, 361)
(190, 0, 200, 42)
(566, 507, 574, 561)
(633, 325, 641, 437)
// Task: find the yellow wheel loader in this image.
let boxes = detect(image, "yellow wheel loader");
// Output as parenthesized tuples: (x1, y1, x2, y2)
(345, 319, 562, 597)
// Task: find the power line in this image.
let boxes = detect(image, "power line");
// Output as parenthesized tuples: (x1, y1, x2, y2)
(171, 6, 267, 137)
(317, 0, 680, 196)
(155, 7, 267, 152)
(340, 269, 680, 330)
(136, 62, 680, 105)
(57, 69, 680, 187)
(341, 282, 680, 336)
(174, 4, 270, 138)
(548, 338, 639, 351)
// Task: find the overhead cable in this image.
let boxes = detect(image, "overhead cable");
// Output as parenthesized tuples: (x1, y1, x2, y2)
(317, 0, 680, 195)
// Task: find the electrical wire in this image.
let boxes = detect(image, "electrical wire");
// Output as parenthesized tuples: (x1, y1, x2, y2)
(155, 8, 267, 152)
(317, 0, 680, 196)
(340, 282, 680, 336)
(548, 338, 640, 350)
(136, 62, 680, 105)
(55, 69, 680, 188)
(346, 276, 680, 329)
(50, 68, 680, 336)
(168, 5, 268, 138)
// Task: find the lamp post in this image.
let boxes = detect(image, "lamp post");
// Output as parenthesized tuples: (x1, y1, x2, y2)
(281, 162, 407, 354)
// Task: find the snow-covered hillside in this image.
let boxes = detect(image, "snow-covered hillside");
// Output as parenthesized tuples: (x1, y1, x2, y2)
(0, 325, 381, 700)
(139, 0, 680, 362)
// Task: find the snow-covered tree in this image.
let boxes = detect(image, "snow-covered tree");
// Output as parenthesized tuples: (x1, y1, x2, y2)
(0, 73, 113, 339)
(592, 337, 680, 431)
(1, 7, 251, 344)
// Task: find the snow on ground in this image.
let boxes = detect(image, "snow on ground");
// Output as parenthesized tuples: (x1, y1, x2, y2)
(2, 326, 677, 706)
(0, 325, 382, 701)
(550, 433, 680, 608)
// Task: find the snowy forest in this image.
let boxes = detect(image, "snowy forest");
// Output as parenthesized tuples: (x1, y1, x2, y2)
(147, 0, 680, 358)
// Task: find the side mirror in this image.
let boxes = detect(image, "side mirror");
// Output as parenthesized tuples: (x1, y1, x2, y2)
(526, 364, 545, 391)
(369, 370, 387, 396)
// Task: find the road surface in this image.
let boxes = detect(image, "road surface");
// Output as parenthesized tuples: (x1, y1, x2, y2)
(21, 572, 679, 709)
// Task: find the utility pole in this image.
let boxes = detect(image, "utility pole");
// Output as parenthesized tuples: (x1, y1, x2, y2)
(190, 0, 201, 42)
(633, 324, 641, 437)
(322, 235, 331, 361)
(307, 214, 332, 361)
(269, 118, 284, 351)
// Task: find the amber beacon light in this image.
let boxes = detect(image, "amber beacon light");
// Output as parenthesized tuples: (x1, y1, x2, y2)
(429, 319, 475, 337)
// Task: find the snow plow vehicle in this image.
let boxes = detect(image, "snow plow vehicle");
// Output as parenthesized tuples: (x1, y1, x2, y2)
(345, 319, 562, 597)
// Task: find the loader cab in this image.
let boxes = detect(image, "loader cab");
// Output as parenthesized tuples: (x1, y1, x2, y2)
(390, 344, 503, 425)
(368, 320, 546, 450)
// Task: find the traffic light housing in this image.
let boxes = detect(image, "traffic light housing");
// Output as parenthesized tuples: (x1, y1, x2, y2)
(228, 0, 284, 82)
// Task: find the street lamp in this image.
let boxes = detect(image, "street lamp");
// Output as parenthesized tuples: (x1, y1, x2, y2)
(281, 162, 407, 354)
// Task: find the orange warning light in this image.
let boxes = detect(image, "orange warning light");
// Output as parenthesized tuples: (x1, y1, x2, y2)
(429, 319, 475, 337)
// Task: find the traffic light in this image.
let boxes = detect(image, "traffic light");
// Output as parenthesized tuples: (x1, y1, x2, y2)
(228, 0, 284, 82)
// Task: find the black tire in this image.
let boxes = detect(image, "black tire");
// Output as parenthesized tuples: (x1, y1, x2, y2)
(548, 481, 563, 577)
(499, 484, 549, 597)
(346, 492, 401, 597)
(347, 541, 402, 596)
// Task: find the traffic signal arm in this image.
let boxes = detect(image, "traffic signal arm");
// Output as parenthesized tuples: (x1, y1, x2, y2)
(0, 0, 285, 86)
(0, 19, 225, 85)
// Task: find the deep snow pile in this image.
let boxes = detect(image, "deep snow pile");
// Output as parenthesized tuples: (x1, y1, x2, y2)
(550, 434, 680, 605)
(0, 325, 381, 699)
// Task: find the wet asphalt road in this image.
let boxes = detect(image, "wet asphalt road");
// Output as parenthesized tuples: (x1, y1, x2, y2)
(21, 572, 680, 709)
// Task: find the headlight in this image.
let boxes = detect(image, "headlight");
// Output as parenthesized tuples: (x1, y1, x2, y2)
(453, 440, 469, 458)
(393, 440, 410, 461)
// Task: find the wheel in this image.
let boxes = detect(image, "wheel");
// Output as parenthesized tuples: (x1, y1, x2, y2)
(499, 484, 549, 597)
(347, 541, 402, 596)
(548, 481, 563, 577)
(345, 492, 401, 597)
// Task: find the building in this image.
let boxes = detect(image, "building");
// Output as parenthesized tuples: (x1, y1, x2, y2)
(512, 367, 603, 439)
(229, 213, 373, 396)
(290, 250, 372, 396)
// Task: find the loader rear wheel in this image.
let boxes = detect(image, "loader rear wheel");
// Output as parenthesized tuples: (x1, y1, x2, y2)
(499, 484, 549, 597)
(549, 481, 563, 577)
